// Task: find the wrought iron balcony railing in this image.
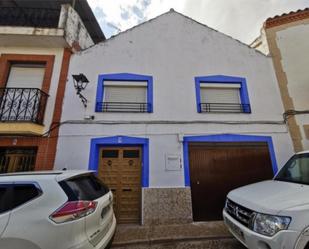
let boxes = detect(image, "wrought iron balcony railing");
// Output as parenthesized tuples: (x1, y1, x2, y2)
(0, 7, 60, 28)
(96, 102, 150, 113)
(0, 88, 49, 125)
(200, 103, 251, 113)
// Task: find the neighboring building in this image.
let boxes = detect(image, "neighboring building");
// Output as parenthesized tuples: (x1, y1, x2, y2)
(55, 10, 293, 225)
(0, 0, 105, 172)
(251, 8, 309, 151)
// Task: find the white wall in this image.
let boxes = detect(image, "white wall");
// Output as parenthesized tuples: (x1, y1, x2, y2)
(55, 11, 294, 187)
(0, 46, 64, 133)
(276, 22, 309, 149)
(277, 23, 309, 110)
(63, 12, 285, 122)
(55, 122, 292, 187)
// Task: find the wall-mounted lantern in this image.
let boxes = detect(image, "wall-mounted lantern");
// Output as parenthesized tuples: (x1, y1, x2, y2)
(72, 73, 89, 107)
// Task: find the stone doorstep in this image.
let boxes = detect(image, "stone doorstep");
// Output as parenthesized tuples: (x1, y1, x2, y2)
(112, 221, 235, 247)
(112, 239, 244, 249)
(112, 235, 235, 247)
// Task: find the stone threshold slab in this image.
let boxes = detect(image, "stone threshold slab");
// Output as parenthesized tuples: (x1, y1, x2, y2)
(113, 221, 233, 246)
(112, 235, 234, 247)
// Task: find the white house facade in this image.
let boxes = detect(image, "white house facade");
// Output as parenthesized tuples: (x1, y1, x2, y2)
(55, 11, 293, 225)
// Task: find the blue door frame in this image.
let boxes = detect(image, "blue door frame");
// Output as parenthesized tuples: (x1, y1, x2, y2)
(183, 134, 278, 187)
(88, 136, 149, 187)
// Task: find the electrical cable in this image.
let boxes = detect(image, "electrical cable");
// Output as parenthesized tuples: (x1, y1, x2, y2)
(283, 109, 309, 122)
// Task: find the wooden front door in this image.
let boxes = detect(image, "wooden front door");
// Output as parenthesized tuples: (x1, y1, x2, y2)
(98, 147, 141, 224)
(0, 148, 37, 173)
(189, 142, 273, 221)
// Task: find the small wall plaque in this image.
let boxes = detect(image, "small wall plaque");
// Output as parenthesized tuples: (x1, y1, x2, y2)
(165, 154, 181, 171)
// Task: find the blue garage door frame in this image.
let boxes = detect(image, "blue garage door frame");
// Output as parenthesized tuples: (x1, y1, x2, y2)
(183, 134, 278, 187)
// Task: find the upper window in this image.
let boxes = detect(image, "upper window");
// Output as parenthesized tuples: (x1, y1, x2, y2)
(0, 60, 49, 124)
(6, 63, 45, 89)
(195, 75, 251, 113)
(95, 73, 153, 113)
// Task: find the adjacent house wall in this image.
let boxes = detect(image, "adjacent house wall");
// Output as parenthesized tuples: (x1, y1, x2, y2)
(0, 47, 64, 133)
(276, 22, 309, 150)
(265, 16, 309, 151)
(250, 28, 269, 55)
(0, 2, 98, 171)
(59, 4, 94, 51)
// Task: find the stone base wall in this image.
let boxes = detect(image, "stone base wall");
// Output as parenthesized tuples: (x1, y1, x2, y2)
(143, 187, 193, 225)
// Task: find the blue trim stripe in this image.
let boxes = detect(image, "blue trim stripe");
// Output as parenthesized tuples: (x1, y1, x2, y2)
(183, 134, 278, 187)
(88, 136, 149, 187)
(95, 75, 105, 112)
(195, 78, 202, 113)
(147, 77, 153, 112)
(194, 75, 251, 113)
(95, 73, 153, 113)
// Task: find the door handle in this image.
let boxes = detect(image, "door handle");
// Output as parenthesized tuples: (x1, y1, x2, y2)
(122, 188, 132, 192)
(196, 181, 200, 185)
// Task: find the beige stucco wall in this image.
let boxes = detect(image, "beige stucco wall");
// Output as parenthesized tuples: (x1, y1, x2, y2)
(265, 18, 309, 151)
(276, 23, 309, 110)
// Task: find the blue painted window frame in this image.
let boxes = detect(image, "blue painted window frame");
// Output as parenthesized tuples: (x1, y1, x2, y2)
(183, 134, 278, 187)
(95, 73, 153, 113)
(194, 75, 251, 113)
(88, 136, 149, 187)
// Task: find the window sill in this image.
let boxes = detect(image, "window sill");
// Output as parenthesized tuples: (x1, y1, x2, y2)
(198, 103, 251, 114)
(95, 102, 152, 113)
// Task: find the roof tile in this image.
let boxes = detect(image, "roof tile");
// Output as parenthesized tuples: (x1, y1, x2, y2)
(265, 8, 309, 28)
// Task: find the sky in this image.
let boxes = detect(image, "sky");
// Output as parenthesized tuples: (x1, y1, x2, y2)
(88, 0, 309, 44)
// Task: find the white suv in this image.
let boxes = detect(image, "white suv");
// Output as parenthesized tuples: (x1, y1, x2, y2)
(0, 170, 116, 249)
(223, 151, 309, 249)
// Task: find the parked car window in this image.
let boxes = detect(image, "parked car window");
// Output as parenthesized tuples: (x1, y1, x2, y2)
(0, 185, 12, 214)
(275, 154, 309, 185)
(60, 173, 109, 201)
(12, 184, 41, 209)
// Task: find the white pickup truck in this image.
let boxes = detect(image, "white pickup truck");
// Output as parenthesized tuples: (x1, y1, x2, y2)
(223, 151, 309, 249)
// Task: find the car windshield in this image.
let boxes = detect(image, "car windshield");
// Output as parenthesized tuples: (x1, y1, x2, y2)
(275, 153, 309, 185)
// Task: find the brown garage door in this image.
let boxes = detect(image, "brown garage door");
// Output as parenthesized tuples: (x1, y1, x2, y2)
(189, 142, 273, 221)
(98, 147, 141, 224)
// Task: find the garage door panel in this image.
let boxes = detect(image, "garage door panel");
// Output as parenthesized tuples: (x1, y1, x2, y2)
(189, 142, 273, 221)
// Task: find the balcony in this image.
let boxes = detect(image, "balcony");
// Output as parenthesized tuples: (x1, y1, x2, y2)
(200, 103, 251, 113)
(96, 102, 150, 113)
(0, 7, 60, 28)
(0, 88, 49, 125)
